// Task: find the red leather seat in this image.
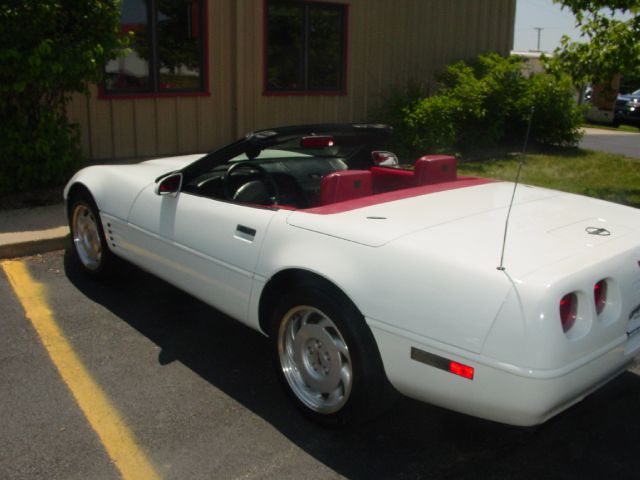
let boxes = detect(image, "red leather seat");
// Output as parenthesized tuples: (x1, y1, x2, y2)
(370, 166, 416, 193)
(414, 155, 457, 185)
(320, 170, 373, 205)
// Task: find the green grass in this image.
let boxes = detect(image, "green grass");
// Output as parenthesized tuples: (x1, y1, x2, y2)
(458, 149, 640, 208)
(583, 123, 639, 133)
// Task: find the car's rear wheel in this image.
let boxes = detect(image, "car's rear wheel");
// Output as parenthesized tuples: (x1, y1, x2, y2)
(271, 286, 396, 425)
(68, 191, 114, 278)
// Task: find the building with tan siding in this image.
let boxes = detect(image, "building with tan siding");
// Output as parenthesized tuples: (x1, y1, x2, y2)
(69, 0, 516, 161)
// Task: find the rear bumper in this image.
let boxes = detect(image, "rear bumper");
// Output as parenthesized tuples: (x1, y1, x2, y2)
(369, 320, 640, 426)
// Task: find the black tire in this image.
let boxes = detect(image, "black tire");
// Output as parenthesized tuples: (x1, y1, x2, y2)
(67, 190, 115, 278)
(270, 286, 396, 426)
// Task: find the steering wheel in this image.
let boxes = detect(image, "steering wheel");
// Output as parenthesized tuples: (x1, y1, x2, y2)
(221, 162, 280, 204)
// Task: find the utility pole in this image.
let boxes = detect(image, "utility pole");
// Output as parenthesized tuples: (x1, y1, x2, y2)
(534, 27, 543, 52)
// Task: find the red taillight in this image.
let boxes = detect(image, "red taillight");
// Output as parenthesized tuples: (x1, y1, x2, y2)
(449, 361, 474, 380)
(301, 136, 334, 148)
(559, 293, 578, 332)
(594, 280, 607, 315)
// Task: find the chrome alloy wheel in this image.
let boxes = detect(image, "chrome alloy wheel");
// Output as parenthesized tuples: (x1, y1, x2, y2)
(71, 203, 102, 271)
(278, 306, 353, 414)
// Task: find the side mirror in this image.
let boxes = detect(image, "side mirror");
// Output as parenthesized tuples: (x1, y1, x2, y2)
(155, 172, 183, 196)
(372, 151, 399, 167)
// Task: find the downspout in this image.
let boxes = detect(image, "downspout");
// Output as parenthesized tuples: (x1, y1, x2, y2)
(231, 0, 241, 139)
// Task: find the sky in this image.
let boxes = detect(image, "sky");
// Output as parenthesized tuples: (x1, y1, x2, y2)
(514, 0, 582, 53)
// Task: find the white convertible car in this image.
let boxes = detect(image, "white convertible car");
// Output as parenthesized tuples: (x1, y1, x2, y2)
(65, 124, 640, 426)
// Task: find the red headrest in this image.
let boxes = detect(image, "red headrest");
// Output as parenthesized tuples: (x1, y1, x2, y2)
(414, 155, 457, 185)
(320, 170, 373, 205)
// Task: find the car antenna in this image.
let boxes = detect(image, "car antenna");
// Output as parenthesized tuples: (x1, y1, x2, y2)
(497, 106, 534, 271)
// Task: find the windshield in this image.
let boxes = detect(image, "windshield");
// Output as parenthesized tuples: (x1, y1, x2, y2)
(181, 125, 394, 208)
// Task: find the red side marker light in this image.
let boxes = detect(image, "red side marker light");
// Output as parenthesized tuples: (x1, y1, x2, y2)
(410, 347, 474, 380)
(301, 135, 334, 148)
(449, 361, 474, 380)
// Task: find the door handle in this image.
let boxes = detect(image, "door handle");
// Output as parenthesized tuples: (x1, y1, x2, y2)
(235, 225, 256, 242)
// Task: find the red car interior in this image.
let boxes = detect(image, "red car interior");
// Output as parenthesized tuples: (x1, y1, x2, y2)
(307, 177, 494, 214)
(310, 154, 490, 213)
(413, 155, 457, 185)
(369, 166, 415, 193)
(320, 170, 374, 205)
(369, 155, 458, 194)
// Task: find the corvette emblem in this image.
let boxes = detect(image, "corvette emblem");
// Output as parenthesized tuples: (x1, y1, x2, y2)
(585, 227, 611, 236)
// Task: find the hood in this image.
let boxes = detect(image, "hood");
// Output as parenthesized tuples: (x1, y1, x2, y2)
(618, 93, 640, 102)
(288, 182, 555, 247)
(617, 93, 640, 108)
(64, 153, 205, 220)
(288, 182, 640, 278)
(75, 154, 204, 189)
(131, 153, 205, 179)
(141, 154, 205, 170)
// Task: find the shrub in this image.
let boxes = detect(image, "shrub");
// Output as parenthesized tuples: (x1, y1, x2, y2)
(371, 85, 426, 151)
(0, 1, 125, 194)
(0, 109, 82, 194)
(523, 74, 585, 146)
(404, 95, 462, 153)
(374, 53, 584, 154)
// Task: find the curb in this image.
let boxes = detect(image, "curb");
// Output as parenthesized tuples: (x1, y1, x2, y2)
(0, 227, 71, 259)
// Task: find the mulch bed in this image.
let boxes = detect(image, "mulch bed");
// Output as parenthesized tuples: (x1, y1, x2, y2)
(0, 185, 65, 210)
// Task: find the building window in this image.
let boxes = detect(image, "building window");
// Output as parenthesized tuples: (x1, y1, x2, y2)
(104, 0, 205, 95)
(266, 0, 347, 93)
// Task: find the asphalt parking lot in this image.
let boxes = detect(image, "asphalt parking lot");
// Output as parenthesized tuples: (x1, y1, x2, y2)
(2, 250, 640, 480)
(580, 127, 640, 159)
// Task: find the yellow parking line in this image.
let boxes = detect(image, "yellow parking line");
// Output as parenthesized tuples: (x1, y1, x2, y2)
(2, 259, 161, 480)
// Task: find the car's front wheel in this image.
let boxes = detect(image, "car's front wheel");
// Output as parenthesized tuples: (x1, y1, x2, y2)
(68, 191, 114, 278)
(271, 286, 396, 425)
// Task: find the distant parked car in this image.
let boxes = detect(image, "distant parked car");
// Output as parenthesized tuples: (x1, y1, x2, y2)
(614, 89, 640, 129)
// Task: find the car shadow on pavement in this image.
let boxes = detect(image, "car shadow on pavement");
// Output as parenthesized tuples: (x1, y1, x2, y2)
(64, 251, 640, 480)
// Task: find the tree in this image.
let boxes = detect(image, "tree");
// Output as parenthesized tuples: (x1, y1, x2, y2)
(0, 1, 126, 194)
(548, 1, 640, 85)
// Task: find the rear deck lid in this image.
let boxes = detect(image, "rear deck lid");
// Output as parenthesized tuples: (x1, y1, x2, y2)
(287, 182, 559, 247)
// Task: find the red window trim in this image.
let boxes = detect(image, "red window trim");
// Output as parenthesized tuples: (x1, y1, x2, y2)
(99, 0, 210, 100)
(262, 0, 349, 97)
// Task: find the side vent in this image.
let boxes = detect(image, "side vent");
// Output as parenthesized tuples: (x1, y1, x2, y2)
(106, 222, 116, 249)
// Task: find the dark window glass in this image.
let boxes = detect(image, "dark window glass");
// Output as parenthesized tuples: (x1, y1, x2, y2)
(267, 1, 346, 92)
(308, 6, 343, 90)
(105, 0, 204, 95)
(266, 4, 305, 90)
